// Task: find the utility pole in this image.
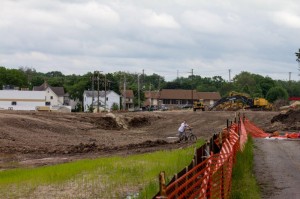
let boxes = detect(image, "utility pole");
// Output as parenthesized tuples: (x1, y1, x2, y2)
(296, 49, 300, 76)
(96, 71, 100, 113)
(229, 69, 231, 82)
(289, 72, 292, 82)
(104, 74, 107, 111)
(138, 74, 140, 109)
(189, 69, 194, 105)
(177, 70, 179, 79)
(123, 75, 126, 111)
(91, 73, 95, 111)
(149, 83, 151, 111)
(142, 69, 145, 90)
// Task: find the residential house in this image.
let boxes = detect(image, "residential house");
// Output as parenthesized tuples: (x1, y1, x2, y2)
(159, 89, 221, 108)
(121, 90, 134, 110)
(64, 93, 80, 111)
(0, 90, 46, 111)
(143, 91, 160, 108)
(83, 90, 120, 112)
(33, 82, 65, 106)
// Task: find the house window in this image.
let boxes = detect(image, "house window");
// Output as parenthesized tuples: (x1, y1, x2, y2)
(11, 101, 17, 105)
(45, 102, 51, 106)
(50, 96, 53, 99)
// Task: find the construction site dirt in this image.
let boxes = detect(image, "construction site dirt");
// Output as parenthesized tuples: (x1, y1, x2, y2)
(0, 109, 300, 197)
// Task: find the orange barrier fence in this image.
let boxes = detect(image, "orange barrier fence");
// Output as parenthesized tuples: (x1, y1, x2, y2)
(244, 118, 300, 139)
(154, 116, 248, 199)
(243, 119, 270, 138)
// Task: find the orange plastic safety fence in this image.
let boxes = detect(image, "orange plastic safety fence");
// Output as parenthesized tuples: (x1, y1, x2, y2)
(244, 119, 270, 138)
(160, 123, 240, 199)
(240, 118, 248, 150)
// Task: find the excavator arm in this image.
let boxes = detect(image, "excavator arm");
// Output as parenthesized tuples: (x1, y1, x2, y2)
(209, 95, 254, 111)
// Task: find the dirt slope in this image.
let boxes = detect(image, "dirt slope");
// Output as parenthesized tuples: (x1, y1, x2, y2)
(0, 110, 278, 169)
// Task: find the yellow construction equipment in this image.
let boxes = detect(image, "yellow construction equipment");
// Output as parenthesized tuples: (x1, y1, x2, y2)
(193, 99, 205, 111)
(209, 92, 272, 111)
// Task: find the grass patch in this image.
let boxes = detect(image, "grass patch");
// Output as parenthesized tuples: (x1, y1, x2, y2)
(230, 136, 260, 199)
(0, 140, 205, 198)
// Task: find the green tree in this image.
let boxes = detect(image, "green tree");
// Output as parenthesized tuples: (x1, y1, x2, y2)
(0, 66, 6, 89)
(259, 77, 275, 97)
(6, 69, 28, 88)
(266, 86, 289, 102)
(233, 71, 260, 97)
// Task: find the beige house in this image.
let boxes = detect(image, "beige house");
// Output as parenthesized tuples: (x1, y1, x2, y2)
(121, 90, 134, 110)
(143, 91, 160, 107)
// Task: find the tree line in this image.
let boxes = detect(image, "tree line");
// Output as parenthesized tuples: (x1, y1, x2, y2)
(1, 66, 300, 106)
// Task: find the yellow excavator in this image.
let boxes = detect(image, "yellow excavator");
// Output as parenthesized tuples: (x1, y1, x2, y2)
(209, 91, 272, 111)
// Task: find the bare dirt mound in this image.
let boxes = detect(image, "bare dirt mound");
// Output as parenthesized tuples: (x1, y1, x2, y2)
(271, 109, 300, 124)
(268, 109, 300, 131)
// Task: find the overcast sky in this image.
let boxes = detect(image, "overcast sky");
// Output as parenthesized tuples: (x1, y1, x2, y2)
(1, 0, 300, 81)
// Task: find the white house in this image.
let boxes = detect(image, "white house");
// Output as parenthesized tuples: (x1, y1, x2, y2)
(0, 90, 46, 111)
(83, 90, 120, 112)
(33, 82, 65, 106)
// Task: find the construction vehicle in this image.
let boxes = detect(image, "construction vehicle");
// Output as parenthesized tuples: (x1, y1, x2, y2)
(209, 91, 272, 111)
(193, 99, 205, 111)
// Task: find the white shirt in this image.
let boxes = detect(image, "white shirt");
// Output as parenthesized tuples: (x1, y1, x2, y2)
(178, 122, 188, 132)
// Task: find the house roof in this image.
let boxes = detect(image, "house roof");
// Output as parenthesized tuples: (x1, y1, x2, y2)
(159, 89, 221, 100)
(33, 82, 65, 97)
(145, 91, 160, 99)
(84, 90, 117, 98)
(121, 90, 134, 98)
(197, 92, 221, 100)
(0, 90, 45, 100)
(159, 89, 197, 100)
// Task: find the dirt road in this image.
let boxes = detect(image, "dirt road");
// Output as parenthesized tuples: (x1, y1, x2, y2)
(254, 138, 300, 198)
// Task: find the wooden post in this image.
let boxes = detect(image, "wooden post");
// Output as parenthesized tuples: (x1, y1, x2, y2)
(185, 166, 188, 193)
(158, 171, 167, 198)
(194, 147, 197, 166)
(219, 131, 222, 148)
(226, 119, 229, 129)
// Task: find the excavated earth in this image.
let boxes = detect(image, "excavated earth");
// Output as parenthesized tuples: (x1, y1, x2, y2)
(0, 110, 281, 169)
(1, 109, 300, 198)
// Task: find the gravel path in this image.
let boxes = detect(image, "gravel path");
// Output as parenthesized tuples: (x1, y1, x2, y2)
(253, 138, 300, 199)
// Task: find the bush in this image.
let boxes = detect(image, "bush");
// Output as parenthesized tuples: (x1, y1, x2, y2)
(111, 103, 119, 111)
(266, 86, 288, 103)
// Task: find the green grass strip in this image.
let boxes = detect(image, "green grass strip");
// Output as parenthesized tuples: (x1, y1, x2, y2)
(0, 140, 205, 198)
(230, 136, 260, 199)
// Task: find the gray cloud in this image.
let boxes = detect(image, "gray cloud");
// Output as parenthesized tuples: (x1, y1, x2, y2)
(0, 0, 300, 81)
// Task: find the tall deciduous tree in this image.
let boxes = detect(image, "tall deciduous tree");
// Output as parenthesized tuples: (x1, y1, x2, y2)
(266, 86, 289, 102)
